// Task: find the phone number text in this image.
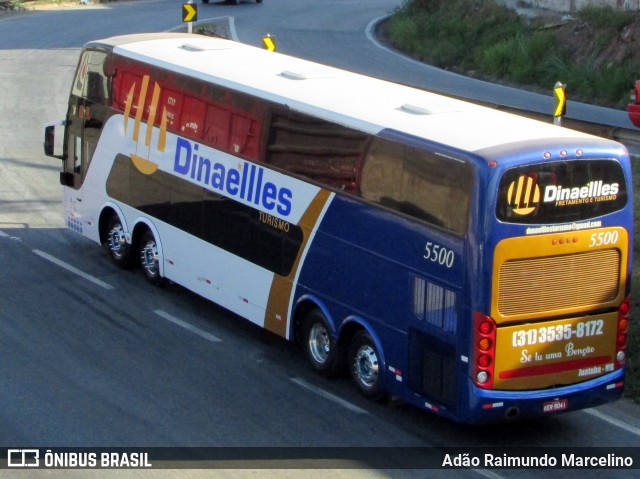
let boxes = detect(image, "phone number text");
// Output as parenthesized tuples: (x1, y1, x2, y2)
(512, 319, 604, 347)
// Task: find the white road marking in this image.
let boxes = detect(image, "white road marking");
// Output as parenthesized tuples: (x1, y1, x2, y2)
(472, 469, 507, 479)
(584, 407, 640, 437)
(290, 377, 369, 415)
(366, 14, 434, 68)
(0, 230, 9, 237)
(32, 249, 115, 290)
(154, 309, 222, 343)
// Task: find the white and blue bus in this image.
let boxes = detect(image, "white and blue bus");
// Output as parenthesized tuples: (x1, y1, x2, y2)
(45, 33, 633, 423)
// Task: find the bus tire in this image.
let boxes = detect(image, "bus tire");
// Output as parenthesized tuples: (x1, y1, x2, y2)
(349, 330, 384, 400)
(302, 309, 338, 375)
(139, 229, 164, 286)
(105, 215, 132, 269)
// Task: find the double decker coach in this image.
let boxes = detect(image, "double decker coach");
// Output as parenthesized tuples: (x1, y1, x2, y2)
(45, 33, 633, 423)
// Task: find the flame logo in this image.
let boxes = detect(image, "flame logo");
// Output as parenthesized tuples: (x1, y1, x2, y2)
(123, 75, 167, 175)
(506, 175, 541, 216)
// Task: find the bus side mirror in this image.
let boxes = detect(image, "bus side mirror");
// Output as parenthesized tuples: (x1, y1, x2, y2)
(60, 172, 75, 187)
(44, 121, 64, 159)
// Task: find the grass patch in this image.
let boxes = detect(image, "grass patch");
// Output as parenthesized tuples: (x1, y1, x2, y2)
(579, 4, 636, 30)
(387, 0, 640, 108)
(388, 0, 524, 70)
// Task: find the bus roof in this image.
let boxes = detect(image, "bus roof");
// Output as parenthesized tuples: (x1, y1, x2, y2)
(93, 33, 598, 155)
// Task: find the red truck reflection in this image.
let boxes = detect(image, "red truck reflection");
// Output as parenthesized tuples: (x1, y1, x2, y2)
(628, 80, 640, 128)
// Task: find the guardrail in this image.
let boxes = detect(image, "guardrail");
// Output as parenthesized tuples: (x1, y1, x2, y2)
(451, 100, 639, 157)
(490, 103, 640, 154)
(435, 88, 640, 153)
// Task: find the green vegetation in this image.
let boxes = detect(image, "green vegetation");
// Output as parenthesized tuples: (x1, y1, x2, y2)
(5, 0, 72, 9)
(578, 3, 636, 30)
(386, 0, 640, 108)
(388, 0, 640, 403)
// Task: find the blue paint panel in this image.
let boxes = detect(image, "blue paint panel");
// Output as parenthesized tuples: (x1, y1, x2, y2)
(458, 369, 625, 424)
(297, 194, 466, 321)
(291, 129, 632, 423)
(292, 129, 478, 417)
(294, 191, 468, 411)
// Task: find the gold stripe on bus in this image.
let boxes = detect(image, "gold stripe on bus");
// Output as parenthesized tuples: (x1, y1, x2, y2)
(145, 82, 161, 148)
(158, 106, 167, 153)
(264, 189, 332, 338)
(123, 82, 136, 135)
(133, 75, 150, 143)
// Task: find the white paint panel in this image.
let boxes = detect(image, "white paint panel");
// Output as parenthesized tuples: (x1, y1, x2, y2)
(111, 36, 597, 154)
(100, 115, 321, 225)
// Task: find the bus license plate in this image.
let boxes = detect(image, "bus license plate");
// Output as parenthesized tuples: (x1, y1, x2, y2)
(543, 399, 568, 413)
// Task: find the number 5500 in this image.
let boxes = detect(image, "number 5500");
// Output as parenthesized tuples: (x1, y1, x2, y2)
(423, 242, 454, 268)
(589, 231, 618, 247)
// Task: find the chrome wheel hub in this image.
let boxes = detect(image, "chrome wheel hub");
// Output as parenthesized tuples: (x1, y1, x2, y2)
(308, 322, 331, 364)
(107, 224, 126, 258)
(140, 240, 159, 277)
(354, 345, 379, 387)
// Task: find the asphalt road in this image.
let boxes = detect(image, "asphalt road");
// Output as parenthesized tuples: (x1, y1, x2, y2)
(0, 1, 639, 477)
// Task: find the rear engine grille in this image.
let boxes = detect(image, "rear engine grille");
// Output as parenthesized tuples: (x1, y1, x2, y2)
(498, 249, 620, 316)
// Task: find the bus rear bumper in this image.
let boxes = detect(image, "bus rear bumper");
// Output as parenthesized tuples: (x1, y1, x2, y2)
(459, 369, 625, 424)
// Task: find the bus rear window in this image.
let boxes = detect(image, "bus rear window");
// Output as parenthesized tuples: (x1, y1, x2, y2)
(496, 159, 627, 224)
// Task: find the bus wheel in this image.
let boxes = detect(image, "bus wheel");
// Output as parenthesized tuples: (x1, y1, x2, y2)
(106, 215, 132, 268)
(349, 330, 384, 400)
(302, 309, 337, 374)
(139, 230, 164, 286)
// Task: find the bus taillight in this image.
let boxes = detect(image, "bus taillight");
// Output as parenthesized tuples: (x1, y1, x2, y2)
(473, 313, 496, 388)
(616, 297, 630, 368)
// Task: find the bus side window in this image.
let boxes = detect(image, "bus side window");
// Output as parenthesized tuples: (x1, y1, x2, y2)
(204, 104, 231, 151)
(203, 104, 261, 161)
(181, 96, 205, 140)
(161, 88, 183, 130)
(73, 136, 82, 173)
(360, 139, 403, 207)
(228, 93, 263, 161)
(86, 71, 106, 104)
(265, 110, 368, 191)
(230, 114, 260, 159)
(361, 138, 472, 235)
(400, 150, 472, 232)
(64, 50, 110, 188)
(115, 71, 142, 112)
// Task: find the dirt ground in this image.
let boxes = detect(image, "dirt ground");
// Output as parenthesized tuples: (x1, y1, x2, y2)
(545, 11, 640, 68)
